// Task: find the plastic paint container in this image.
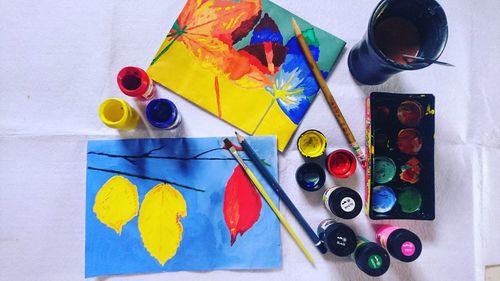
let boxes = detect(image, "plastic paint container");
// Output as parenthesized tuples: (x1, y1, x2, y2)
(397, 186, 422, 213)
(397, 128, 423, 155)
(117, 66, 155, 100)
(371, 185, 397, 213)
(317, 219, 357, 257)
(323, 186, 362, 219)
(373, 156, 396, 184)
(376, 225, 422, 262)
(146, 98, 182, 129)
(367, 92, 435, 220)
(297, 130, 327, 158)
(397, 100, 423, 126)
(352, 237, 390, 277)
(98, 98, 139, 130)
(295, 162, 326, 192)
(326, 149, 357, 178)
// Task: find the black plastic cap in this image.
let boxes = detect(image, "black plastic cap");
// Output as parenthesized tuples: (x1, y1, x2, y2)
(328, 187, 363, 219)
(387, 228, 422, 262)
(324, 222, 357, 257)
(354, 242, 391, 277)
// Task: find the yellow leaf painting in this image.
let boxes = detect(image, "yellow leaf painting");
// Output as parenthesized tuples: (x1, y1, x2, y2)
(93, 176, 139, 235)
(138, 183, 187, 266)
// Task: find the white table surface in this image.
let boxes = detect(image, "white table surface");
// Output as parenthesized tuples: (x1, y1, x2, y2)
(1, 0, 499, 280)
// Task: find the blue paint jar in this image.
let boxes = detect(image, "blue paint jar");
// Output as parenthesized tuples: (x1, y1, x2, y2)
(146, 98, 182, 129)
(295, 162, 326, 192)
(348, 0, 448, 85)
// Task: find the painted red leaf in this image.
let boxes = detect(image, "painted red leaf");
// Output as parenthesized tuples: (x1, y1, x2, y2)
(223, 165, 262, 245)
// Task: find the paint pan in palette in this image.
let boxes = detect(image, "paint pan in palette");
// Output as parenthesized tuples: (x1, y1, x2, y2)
(365, 92, 435, 220)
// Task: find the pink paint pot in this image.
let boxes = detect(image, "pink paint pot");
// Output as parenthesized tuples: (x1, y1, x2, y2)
(376, 225, 422, 262)
(117, 66, 155, 100)
(326, 149, 357, 178)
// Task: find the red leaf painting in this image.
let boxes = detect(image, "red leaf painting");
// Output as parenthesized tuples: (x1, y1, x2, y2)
(223, 165, 262, 245)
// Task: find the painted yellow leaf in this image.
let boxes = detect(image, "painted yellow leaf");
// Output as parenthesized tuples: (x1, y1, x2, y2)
(93, 176, 139, 235)
(138, 183, 187, 266)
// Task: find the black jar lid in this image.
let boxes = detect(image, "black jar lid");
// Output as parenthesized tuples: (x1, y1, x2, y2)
(387, 228, 422, 262)
(295, 162, 326, 192)
(355, 242, 390, 277)
(323, 222, 357, 257)
(328, 187, 362, 219)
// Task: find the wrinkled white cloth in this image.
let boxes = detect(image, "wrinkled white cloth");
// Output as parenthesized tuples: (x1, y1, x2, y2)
(1, 0, 499, 280)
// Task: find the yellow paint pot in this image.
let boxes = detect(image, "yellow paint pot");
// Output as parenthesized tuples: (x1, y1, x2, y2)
(98, 98, 139, 130)
(297, 130, 327, 158)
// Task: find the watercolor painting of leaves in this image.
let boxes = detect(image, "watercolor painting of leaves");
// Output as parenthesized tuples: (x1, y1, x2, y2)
(88, 139, 273, 268)
(86, 137, 281, 277)
(147, 0, 345, 151)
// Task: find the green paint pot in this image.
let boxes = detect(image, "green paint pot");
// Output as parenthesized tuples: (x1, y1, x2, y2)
(398, 187, 422, 213)
(373, 157, 396, 184)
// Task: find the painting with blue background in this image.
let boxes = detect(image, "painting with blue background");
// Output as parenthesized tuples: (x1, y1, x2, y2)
(85, 137, 281, 277)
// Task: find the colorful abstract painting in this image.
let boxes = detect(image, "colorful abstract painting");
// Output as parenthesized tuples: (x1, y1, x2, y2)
(147, 0, 345, 151)
(85, 137, 280, 277)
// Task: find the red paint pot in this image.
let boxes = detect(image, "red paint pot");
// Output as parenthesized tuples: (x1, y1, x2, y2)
(117, 66, 155, 100)
(326, 149, 357, 178)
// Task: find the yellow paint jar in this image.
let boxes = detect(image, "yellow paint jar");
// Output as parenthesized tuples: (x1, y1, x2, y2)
(297, 130, 327, 158)
(98, 98, 139, 130)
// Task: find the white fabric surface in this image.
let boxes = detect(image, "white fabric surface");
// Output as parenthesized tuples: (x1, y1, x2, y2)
(0, 0, 498, 280)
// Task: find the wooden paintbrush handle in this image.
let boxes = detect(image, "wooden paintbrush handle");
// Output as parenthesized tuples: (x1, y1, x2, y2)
(296, 32, 367, 167)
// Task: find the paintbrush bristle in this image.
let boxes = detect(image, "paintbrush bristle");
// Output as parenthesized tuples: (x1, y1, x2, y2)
(291, 17, 301, 36)
(223, 138, 234, 149)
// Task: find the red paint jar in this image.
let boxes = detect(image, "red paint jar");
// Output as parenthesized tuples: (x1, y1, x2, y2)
(326, 149, 357, 178)
(117, 66, 155, 100)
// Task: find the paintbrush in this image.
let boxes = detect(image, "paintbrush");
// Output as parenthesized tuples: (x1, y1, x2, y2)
(402, 54, 455, 67)
(223, 138, 315, 266)
(291, 17, 367, 168)
(235, 132, 327, 254)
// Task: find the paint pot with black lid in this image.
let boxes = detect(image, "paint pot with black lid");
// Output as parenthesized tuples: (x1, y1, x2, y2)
(295, 162, 326, 192)
(317, 219, 357, 257)
(322, 186, 362, 219)
(352, 236, 390, 277)
(376, 225, 422, 262)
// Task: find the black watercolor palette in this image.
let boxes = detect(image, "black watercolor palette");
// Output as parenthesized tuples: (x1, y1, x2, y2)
(365, 92, 435, 220)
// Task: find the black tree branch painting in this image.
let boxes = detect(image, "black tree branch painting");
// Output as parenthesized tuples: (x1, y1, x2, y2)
(87, 144, 270, 192)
